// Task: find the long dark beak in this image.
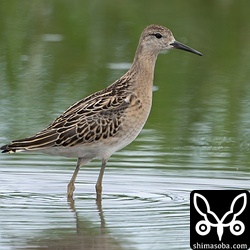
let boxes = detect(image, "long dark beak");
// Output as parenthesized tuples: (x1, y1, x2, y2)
(170, 40, 202, 56)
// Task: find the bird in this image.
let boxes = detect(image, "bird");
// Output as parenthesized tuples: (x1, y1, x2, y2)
(1, 24, 202, 201)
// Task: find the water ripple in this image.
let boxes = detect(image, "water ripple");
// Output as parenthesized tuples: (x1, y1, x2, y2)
(1, 128, 250, 250)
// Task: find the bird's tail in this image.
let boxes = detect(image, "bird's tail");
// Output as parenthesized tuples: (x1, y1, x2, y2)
(1, 130, 58, 153)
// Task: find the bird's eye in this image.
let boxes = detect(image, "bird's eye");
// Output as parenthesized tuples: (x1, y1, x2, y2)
(154, 33, 162, 39)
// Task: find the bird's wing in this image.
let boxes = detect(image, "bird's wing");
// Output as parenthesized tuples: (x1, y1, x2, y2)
(1, 87, 137, 152)
(46, 90, 134, 147)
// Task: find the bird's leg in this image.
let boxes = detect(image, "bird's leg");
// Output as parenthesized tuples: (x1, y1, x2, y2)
(67, 162, 80, 200)
(67, 157, 90, 200)
(95, 158, 108, 201)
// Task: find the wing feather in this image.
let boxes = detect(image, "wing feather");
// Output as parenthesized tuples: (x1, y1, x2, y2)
(1, 75, 137, 152)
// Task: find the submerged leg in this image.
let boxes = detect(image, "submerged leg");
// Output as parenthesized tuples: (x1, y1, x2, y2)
(95, 158, 108, 201)
(67, 157, 91, 200)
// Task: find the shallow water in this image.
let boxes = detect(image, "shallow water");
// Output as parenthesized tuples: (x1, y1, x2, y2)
(1, 1, 250, 250)
(1, 129, 249, 250)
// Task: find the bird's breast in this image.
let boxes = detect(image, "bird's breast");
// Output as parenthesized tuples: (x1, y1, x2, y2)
(118, 90, 152, 143)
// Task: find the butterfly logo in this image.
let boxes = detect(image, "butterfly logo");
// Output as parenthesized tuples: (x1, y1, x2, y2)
(193, 192, 247, 241)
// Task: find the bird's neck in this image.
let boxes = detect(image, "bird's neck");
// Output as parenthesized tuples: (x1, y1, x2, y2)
(129, 48, 158, 93)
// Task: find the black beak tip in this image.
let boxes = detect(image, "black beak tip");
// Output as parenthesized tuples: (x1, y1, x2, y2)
(195, 51, 203, 57)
